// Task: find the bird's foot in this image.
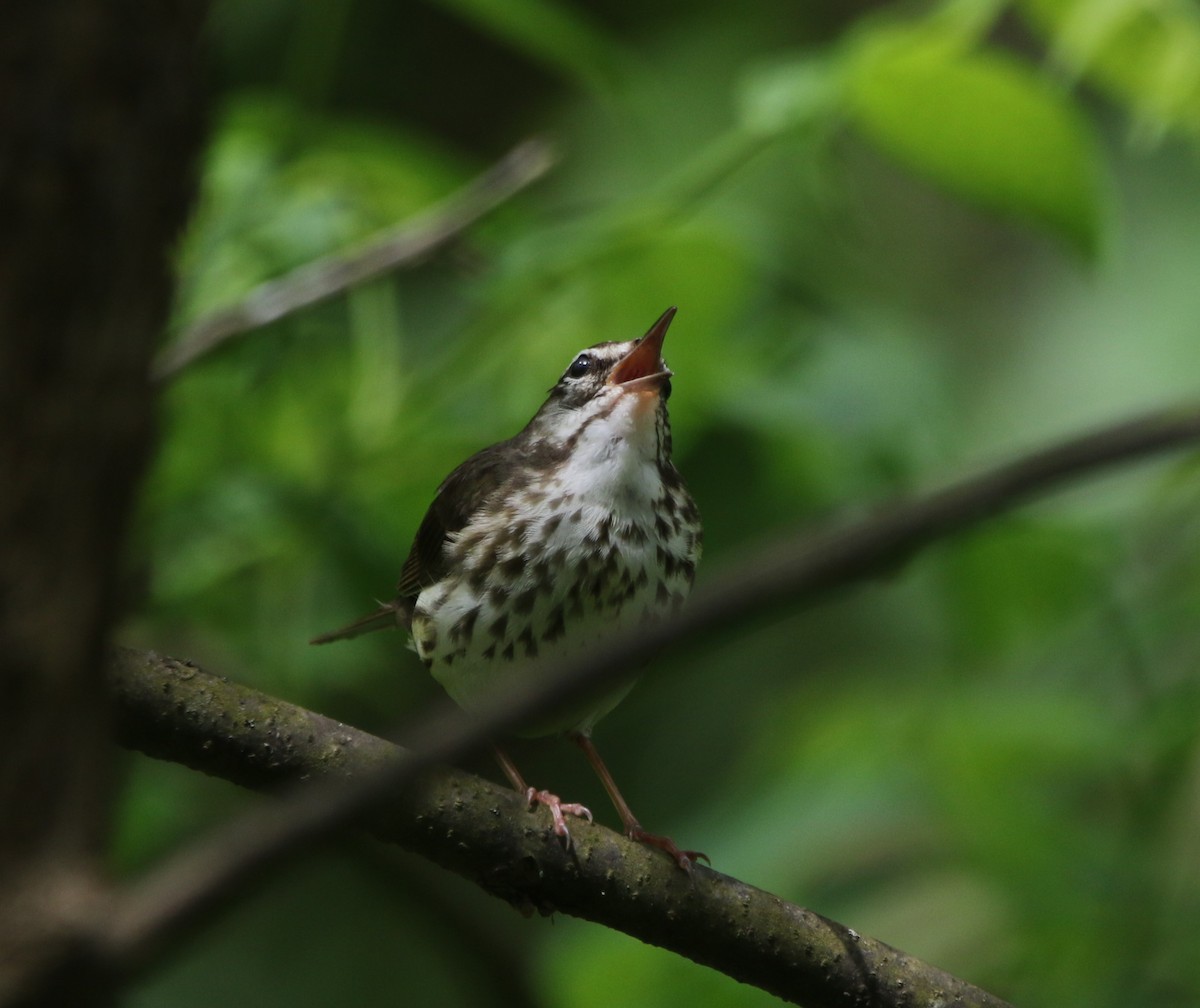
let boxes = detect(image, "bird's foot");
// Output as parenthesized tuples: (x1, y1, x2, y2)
(525, 788, 592, 848)
(628, 825, 709, 873)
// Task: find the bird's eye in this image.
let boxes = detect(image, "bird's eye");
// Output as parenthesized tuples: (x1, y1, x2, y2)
(566, 354, 592, 379)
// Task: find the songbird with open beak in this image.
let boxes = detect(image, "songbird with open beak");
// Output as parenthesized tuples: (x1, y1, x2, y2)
(313, 308, 704, 868)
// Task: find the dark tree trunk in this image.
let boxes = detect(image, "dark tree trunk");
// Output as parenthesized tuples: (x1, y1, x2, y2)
(0, 3, 208, 1004)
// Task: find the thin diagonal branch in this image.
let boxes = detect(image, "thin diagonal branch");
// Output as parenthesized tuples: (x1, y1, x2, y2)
(104, 402, 1200, 992)
(106, 649, 1012, 1008)
(152, 137, 557, 381)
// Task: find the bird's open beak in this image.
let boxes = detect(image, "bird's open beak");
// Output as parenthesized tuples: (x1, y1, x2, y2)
(609, 306, 676, 389)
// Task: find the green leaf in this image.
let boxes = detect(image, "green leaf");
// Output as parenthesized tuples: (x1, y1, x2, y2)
(736, 57, 839, 137)
(844, 26, 1106, 258)
(174, 95, 463, 325)
(1017, 0, 1200, 145)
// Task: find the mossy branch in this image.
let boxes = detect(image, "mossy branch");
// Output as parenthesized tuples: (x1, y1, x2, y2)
(107, 647, 1011, 1008)
(100, 403, 1200, 1004)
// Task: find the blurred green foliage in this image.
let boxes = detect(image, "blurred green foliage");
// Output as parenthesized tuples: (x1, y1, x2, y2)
(118, 0, 1200, 1005)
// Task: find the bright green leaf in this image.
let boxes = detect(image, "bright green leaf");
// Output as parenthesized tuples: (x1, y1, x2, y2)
(844, 26, 1107, 258)
(1017, 0, 1200, 144)
(736, 56, 839, 137)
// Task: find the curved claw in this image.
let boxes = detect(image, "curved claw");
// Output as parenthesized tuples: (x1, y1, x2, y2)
(525, 787, 592, 848)
(628, 826, 709, 873)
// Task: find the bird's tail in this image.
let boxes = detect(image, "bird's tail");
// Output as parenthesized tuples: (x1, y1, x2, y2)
(310, 601, 407, 644)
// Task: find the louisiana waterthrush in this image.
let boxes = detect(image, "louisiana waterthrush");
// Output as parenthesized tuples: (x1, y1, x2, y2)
(313, 307, 704, 868)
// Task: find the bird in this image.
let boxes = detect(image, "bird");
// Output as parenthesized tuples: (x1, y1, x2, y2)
(312, 307, 704, 868)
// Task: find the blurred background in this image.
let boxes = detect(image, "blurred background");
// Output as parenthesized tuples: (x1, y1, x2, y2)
(116, 0, 1200, 1005)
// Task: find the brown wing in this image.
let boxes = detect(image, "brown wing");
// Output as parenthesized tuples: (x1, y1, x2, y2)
(311, 439, 520, 646)
(394, 438, 518, 602)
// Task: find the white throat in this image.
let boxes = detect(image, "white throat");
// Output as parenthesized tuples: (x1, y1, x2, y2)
(553, 390, 663, 516)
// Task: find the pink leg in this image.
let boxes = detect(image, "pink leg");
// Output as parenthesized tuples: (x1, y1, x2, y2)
(570, 731, 708, 871)
(492, 746, 592, 848)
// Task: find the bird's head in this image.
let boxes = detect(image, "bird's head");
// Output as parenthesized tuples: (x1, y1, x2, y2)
(525, 307, 678, 462)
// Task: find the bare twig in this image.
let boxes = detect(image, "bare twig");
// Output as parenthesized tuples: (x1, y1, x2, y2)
(152, 137, 557, 381)
(104, 402, 1200, 991)
(106, 649, 1013, 1008)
